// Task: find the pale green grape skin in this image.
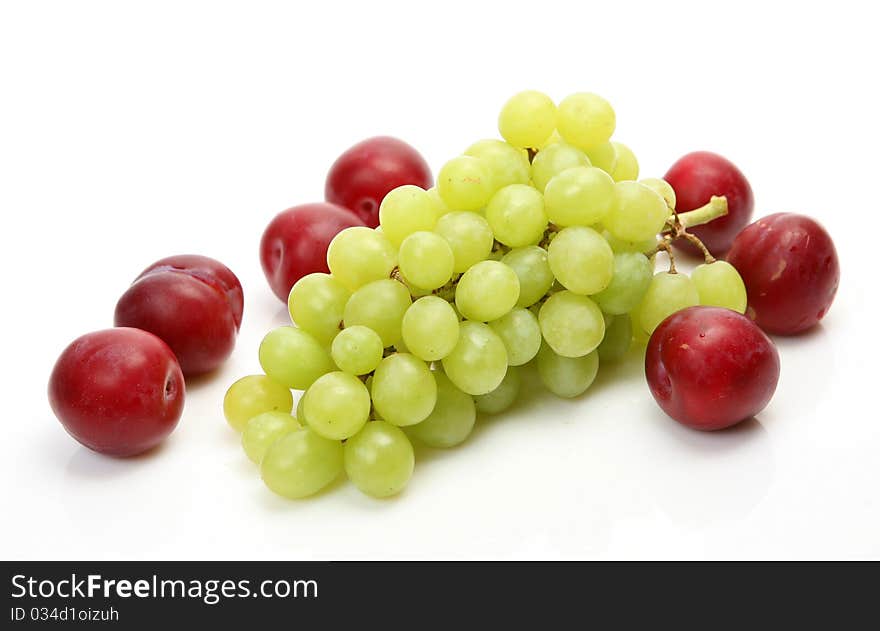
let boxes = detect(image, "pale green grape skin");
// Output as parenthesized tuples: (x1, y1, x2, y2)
(260, 429, 343, 499)
(378, 185, 437, 246)
(241, 412, 301, 464)
(464, 139, 530, 191)
(455, 260, 520, 322)
(434, 211, 494, 273)
(639, 178, 676, 211)
(343, 279, 412, 347)
(437, 156, 493, 211)
(330, 325, 384, 375)
(441, 321, 508, 395)
(584, 141, 618, 174)
(530, 142, 592, 192)
(474, 366, 521, 414)
(401, 296, 460, 361)
(497, 90, 557, 149)
(556, 93, 616, 151)
(344, 421, 415, 498)
(489, 308, 542, 366)
(327, 227, 397, 291)
(543, 166, 617, 227)
(692, 261, 747, 313)
(597, 314, 632, 363)
(604, 181, 670, 243)
(426, 187, 450, 218)
(371, 353, 438, 427)
(302, 371, 371, 440)
(502, 246, 555, 307)
(639, 272, 700, 334)
(538, 291, 605, 357)
(609, 142, 639, 181)
(295, 391, 307, 425)
(288, 273, 350, 345)
(259, 327, 335, 390)
(224, 375, 293, 432)
(407, 371, 475, 448)
(398, 231, 455, 290)
(630, 299, 651, 345)
(592, 252, 653, 315)
(603, 229, 659, 254)
(485, 184, 548, 247)
(537, 344, 599, 398)
(547, 226, 614, 295)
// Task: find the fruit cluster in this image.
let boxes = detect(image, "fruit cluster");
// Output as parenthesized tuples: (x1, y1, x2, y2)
(49, 256, 243, 455)
(223, 90, 839, 500)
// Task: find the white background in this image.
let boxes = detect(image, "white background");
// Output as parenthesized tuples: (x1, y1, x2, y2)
(2, 0, 878, 560)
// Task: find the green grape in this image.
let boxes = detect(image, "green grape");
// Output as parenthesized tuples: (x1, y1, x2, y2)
(537, 343, 599, 398)
(547, 226, 614, 295)
(604, 181, 669, 243)
(327, 226, 397, 291)
(537, 130, 563, 150)
(398, 231, 455, 290)
(343, 279, 412, 347)
(407, 371, 475, 448)
(556, 92, 615, 151)
(597, 314, 632, 363)
(639, 177, 676, 210)
(288, 273, 350, 345)
(473, 366, 521, 414)
(639, 272, 700, 334)
(538, 290, 605, 357)
(301, 371, 371, 440)
(497, 90, 557, 149)
(489, 308, 541, 366)
(426, 187, 450, 218)
(378, 185, 437, 246)
(485, 184, 547, 247)
(344, 421, 415, 498)
(441, 321, 508, 395)
(437, 156, 493, 211)
(530, 142, 591, 192)
(609, 142, 639, 181)
(502, 246, 554, 307)
(330, 325, 384, 375)
(241, 412, 301, 464)
(401, 296, 460, 361)
(455, 260, 520, 322)
(603, 229, 658, 254)
(592, 252, 653, 315)
(584, 141, 618, 174)
(434, 211, 494, 273)
(260, 428, 343, 499)
(543, 166, 616, 227)
(224, 375, 293, 432)
(371, 353, 437, 426)
(464, 139, 530, 191)
(692, 261, 747, 313)
(295, 391, 307, 424)
(629, 298, 651, 344)
(259, 327, 335, 390)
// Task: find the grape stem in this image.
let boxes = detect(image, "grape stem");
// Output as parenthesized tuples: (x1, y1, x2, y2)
(665, 195, 728, 231)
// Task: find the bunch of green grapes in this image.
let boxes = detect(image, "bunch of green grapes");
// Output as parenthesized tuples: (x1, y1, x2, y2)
(222, 90, 747, 500)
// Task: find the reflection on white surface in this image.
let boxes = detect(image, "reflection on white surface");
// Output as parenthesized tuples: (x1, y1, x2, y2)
(644, 415, 775, 527)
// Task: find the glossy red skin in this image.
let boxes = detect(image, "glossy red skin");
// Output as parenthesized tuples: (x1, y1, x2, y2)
(115, 255, 242, 376)
(48, 328, 185, 456)
(664, 151, 754, 256)
(325, 136, 433, 227)
(727, 213, 839, 335)
(646, 307, 780, 431)
(260, 203, 365, 302)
